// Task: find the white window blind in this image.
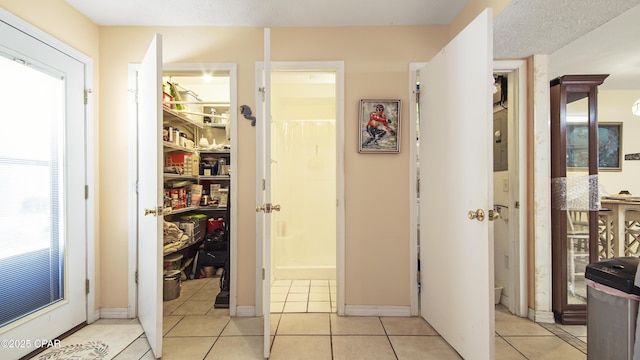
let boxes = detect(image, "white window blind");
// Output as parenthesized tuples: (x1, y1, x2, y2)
(0, 52, 65, 327)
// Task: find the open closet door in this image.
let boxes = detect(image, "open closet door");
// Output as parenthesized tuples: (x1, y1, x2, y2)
(418, 9, 495, 360)
(137, 34, 164, 359)
(256, 28, 273, 359)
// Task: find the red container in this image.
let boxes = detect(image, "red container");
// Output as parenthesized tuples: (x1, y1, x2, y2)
(207, 218, 224, 232)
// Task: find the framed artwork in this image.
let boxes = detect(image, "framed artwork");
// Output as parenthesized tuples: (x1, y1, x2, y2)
(566, 122, 622, 171)
(358, 99, 401, 153)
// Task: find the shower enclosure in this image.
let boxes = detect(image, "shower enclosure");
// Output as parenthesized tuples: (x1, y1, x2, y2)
(270, 119, 336, 279)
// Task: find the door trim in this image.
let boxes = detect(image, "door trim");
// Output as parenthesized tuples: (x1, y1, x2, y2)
(408, 62, 426, 316)
(127, 63, 238, 317)
(493, 60, 528, 317)
(255, 60, 345, 316)
(408, 60, 528, 317)
(0, 7, 96, 324)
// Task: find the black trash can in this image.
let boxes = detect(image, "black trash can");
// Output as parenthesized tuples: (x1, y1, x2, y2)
(585, 257, 640, 359)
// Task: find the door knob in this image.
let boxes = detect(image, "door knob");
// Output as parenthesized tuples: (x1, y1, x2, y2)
(468, 209, 485, 221)
(144, 207, 157, 216)
(488, 209, 500, 221)
(256, 203, 281, 213)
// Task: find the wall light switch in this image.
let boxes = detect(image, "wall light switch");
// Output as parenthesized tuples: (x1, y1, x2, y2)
(502, 177, 509, 192)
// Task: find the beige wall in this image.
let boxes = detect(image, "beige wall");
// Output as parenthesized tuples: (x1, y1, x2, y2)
(272, 27, 448, 305)
(450, 0, 512, 38)
(98, 26, 264, 307)
(98, 25, 449, 309)
(2, 1, 508, 311)
(598, 90, 640, 195)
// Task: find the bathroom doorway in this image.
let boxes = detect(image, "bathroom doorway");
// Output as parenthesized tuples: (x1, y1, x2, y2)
(268, 65, 343, 313)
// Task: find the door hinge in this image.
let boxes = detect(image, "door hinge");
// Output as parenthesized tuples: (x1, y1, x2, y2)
(259, 86, 266, 102)
(85, 279, 90, 294)
(262, 268, 265, 280)
(129, 88, 138, 104)
(13, 57, 29, 66)
(515, 201, 520, 209)
(85, 185, 89, 199)
(135, 271, 138, 284)
(262, 179, 266, 191)
(84, 89, 92, 105)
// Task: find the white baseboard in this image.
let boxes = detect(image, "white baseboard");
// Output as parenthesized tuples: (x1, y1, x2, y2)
(87, 309, 100, 324)
(99, 308, 131, 319)
(344, 305, 411, 317)
(235, 306, 256, 317)
(528, 308, 555, 324)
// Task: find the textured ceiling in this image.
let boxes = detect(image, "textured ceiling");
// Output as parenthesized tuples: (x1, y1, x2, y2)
(64, 0, 640, 89)
(494, 0, 640, 89)
(547, 2, 640, 90)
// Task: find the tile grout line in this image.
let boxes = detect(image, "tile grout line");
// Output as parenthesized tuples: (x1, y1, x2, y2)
(379, 316, 400, 360)
(496, 333, 532, 360)
(537, 323, 587, 354)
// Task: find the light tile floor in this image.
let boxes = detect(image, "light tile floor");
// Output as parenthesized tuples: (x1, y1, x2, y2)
(270, 279, 337, 314)
(29, 277, 589, 360)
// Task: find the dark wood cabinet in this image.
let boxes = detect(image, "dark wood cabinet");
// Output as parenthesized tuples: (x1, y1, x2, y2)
(550, 74, 608, 325)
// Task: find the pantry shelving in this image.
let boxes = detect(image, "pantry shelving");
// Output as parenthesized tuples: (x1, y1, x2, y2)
(161, 80, 232, 259)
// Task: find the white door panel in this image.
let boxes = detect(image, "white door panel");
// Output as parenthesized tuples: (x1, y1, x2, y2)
(257, 27, 273, 360)
(137, 34, 163, 359)
(419, 9, 494, 360)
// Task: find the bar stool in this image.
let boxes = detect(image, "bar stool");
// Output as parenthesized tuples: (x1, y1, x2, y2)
(598, 208, 614, 259)
(624, 210, 640, 256)
(567, 211, 589, 296)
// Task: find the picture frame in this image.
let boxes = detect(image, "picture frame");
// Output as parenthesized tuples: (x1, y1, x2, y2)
(358, 99, 401, 153)
(566, 122, 622, 171)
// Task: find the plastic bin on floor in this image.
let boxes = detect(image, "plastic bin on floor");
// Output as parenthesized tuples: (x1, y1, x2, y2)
(585, 257, 640, 360)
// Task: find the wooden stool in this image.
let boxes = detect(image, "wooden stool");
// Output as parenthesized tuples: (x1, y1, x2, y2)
(567, 211, 589, 296)
(598, 209, 614, 259)
(624, 210, 640, 256)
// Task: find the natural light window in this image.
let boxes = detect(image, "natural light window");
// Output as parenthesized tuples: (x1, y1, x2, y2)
(0, 55, 63, 260)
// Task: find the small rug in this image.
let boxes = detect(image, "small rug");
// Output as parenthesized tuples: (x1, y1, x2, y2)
(35, 340, 109, 360)
(32, 320, 143, 360)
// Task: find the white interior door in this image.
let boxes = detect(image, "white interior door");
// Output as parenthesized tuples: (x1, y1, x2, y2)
(137, 34, 163, 359)
(418, 9, 495, 360)
(0, 17, 87, 360)
(256, 28, 273, 359)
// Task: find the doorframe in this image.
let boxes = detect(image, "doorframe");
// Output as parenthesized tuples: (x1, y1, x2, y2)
(408, 62, 425, 316)
(0, 7, 97, 323)
(254, 60, 345, 316)
(408, 60, 528, 317)
(127, 63, 238, 317)
(493, 60, 528, 317)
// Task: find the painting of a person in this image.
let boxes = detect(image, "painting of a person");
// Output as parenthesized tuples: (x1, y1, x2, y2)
(363, 104, 395, 146)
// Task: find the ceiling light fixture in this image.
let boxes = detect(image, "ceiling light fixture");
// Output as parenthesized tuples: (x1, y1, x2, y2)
(633, 98, 640, 116)
(202, 74, 213, 83)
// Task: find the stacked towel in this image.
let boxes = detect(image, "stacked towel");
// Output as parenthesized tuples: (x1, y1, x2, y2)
(163, 221, 189, 255)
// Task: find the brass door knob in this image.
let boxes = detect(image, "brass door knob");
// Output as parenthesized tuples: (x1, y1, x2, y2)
(468, 209, 485, 221)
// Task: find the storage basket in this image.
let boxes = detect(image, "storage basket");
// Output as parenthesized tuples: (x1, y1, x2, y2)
(163, 253, 183, 271)
(179, 215, 207, 244)
(166, 152, 193, 175)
